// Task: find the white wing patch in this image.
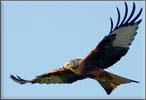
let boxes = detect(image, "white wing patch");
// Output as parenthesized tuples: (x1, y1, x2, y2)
(110, 24, 138, 48)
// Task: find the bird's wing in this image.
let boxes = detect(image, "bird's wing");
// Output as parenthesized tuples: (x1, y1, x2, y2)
(10, 68, 85, 84)
(80, 2, 142, 72)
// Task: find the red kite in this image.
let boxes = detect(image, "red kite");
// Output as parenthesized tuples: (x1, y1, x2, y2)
(10, 2, 142, 95)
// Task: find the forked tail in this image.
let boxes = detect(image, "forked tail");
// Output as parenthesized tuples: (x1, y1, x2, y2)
(96, 70, 139, 95)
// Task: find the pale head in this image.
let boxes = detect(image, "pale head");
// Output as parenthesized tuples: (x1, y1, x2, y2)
(64, 59, 81, 70)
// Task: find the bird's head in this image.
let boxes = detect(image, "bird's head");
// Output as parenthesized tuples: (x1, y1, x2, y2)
(64, 59, 81, 71)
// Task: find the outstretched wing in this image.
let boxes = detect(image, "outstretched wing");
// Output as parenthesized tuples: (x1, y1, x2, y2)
(81, 2, 142, 73)
(10, 68, 85, 84)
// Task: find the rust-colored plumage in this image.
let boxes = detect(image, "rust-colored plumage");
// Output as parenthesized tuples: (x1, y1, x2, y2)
(10, 2, 142, 95)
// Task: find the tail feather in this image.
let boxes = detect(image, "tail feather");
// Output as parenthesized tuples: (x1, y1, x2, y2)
(96, 71, 139, 95)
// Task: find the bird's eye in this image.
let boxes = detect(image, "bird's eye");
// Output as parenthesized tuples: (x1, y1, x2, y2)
(70, 62, 74, 67)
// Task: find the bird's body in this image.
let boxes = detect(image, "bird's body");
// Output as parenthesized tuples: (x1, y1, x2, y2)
(10, 2, 142, 95)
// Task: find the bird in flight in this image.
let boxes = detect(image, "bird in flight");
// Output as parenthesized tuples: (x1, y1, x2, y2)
(10, 2, 142, 95)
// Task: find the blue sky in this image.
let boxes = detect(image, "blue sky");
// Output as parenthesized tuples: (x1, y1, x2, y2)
(1, 1, 145, 99)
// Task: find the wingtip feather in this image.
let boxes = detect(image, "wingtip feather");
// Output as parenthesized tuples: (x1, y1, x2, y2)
(136, 19, 142, 25)
(10, 74, 30, 84)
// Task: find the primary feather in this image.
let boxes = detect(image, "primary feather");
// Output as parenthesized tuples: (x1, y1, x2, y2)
(81, 2, 142, 71)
